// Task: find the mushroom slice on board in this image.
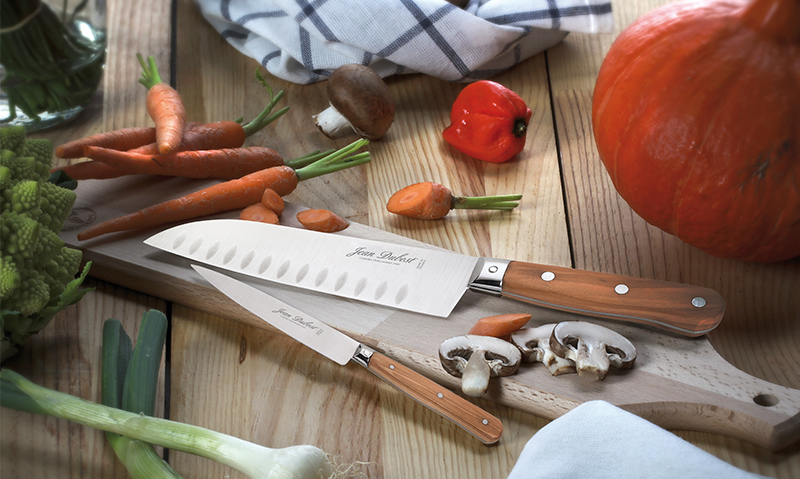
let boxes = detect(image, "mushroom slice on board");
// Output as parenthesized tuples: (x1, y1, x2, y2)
(549, 321, 637, 380)
(439, 335, 522, 397)
(313, 63, 396, 140)
(510, 324, 576, 376)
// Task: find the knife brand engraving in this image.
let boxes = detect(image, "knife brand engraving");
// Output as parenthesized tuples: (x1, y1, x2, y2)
(272, 308, 323, 335)
(346, 246, 422, 267)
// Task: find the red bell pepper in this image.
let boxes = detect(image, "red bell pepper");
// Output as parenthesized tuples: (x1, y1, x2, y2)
(442, 80, 532, 164)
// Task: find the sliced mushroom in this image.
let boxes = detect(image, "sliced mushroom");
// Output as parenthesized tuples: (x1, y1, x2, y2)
(439, 335, 522, 397)
(313, 64, 395, 140)
(510, 324, 576, 376)
(549, 321, 637, 380)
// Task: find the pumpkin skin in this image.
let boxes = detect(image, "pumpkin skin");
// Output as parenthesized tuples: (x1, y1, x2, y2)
(592, 0, 800, 263)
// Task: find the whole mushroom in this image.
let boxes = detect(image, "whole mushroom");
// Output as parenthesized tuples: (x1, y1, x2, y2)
(313, 64, 395, 140)
(549, 321, 637, 380)
(439, 335, 521, 397)
(510, 324, 576, 376)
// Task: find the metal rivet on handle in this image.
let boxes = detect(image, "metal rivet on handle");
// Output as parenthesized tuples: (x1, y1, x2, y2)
(482, 419, 489, 425)
(692, 297, 707, 308)
(541, 271, 555, 281)
(389, 364, 395, 370)
(437, 393, 444, 399)
(615, 284, 629, 295)
(488, 265, 498, 273)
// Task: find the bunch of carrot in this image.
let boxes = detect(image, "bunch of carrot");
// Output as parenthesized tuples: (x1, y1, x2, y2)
(53, 55, 291, 180)
(77, 139, 371, 241)
(67, 54, 370, 241)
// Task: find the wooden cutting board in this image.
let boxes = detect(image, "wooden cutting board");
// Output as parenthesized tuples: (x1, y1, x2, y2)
(62, 175, 800, 452)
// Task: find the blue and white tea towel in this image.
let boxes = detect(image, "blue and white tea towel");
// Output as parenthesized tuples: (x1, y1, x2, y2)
(194, 0, 613, 84)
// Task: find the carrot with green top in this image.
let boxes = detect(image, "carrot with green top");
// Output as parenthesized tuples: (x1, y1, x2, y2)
(386, 182, 523, 219)
(138, 54, 186, 155)
(129, 72, 289, 155)
(296, 209, 349, 232)
(76, 139, 370, 241)
(55, 127, 157, 159)
(81, 144, 338, 180)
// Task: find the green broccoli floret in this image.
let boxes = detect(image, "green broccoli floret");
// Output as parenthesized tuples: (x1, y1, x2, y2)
(1, 126, 92, 362)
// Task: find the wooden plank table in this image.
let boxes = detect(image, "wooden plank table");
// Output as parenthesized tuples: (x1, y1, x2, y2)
(2, 0, 799, 477)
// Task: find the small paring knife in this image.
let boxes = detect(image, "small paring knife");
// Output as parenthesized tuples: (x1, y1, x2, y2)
(191, 264, 503, 445)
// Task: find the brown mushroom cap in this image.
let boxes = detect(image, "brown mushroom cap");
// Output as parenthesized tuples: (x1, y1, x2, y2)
(549, 321, 636, 380)
(439, 335, 522, 397)
(323, 64, 395, 140)
(510, 324, 576, 376)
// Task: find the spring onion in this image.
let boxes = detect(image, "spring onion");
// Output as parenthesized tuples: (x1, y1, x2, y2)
(102, 311, 182, 478)
(1, 368, 337, 479)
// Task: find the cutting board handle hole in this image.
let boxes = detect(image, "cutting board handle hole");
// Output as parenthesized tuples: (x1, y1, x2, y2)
(753, 393, 779, 407)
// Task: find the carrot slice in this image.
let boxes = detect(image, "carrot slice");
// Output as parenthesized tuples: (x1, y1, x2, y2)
(240, 203, 280, 224)
(467, 313, 532, 339)
(296, 209, 349, 232)
(260, 188, 285, 216)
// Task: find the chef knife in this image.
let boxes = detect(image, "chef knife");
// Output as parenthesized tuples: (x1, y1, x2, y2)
(191, 264, 503, 444)
(145, 220, 725, 337)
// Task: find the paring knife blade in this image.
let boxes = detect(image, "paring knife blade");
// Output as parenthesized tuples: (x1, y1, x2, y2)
(191, 264, 503, 445)
(146, 220, 725, 337)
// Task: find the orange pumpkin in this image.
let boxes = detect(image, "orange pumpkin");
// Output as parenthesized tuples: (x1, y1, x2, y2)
(592, 0, 800, 263)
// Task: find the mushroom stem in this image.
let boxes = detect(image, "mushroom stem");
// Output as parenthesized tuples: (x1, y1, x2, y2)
(574, 340, 612, 380)
(461, 349, 491, 397)
(314, 104, 354, 139)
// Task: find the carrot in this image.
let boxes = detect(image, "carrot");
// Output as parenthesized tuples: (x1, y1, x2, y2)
(260, 188, 285, 216)
(138, 54, 186, 155)
(51, 160, 131, 180)
(55, 127, 157, 159)
(127, 121, 242, 155)
(467, 313, 532, 340)
(76, 139, 371, 241)
(296, 209, 349, 232)
(386, 182, 523, 219)
(83, 146, 288, 180)
(240, 203, 280, 224)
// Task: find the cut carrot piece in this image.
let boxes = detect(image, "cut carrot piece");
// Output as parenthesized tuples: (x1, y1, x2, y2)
(260, 188, 285, 216)
(240, 203, 280, 224)
(296, 209, 349, 232)
(467, 313, 532, 339)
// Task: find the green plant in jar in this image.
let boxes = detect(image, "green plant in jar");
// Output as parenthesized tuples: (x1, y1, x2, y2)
(0, 0, 106, 131)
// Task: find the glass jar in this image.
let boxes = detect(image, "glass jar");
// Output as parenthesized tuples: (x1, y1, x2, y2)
(0, 0, 106, 132)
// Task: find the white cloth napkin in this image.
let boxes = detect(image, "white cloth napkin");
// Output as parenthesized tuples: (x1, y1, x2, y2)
(194, 0, 613, 84)
(508, 401, 770, 479)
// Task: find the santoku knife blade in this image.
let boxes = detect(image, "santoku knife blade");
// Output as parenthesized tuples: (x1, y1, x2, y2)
(191, 264, 503, 444)
(145, 220, 725, 337)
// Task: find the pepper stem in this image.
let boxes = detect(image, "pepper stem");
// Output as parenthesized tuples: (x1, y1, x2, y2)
(513, 118, 528, 138)
(452, 194, 523, 211)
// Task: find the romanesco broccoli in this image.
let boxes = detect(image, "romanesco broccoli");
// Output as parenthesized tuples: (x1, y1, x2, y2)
(0, 126, 92, 362)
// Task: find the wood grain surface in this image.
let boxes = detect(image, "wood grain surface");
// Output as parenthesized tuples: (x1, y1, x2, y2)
(3, 0, 799, 478)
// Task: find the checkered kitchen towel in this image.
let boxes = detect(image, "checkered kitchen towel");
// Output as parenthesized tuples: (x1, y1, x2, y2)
(194, 0, 613, 84)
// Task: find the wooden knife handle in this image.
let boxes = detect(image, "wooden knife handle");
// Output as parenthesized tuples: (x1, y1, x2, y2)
(360, 349, 503, 444)
(501, 262, 725, 337)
